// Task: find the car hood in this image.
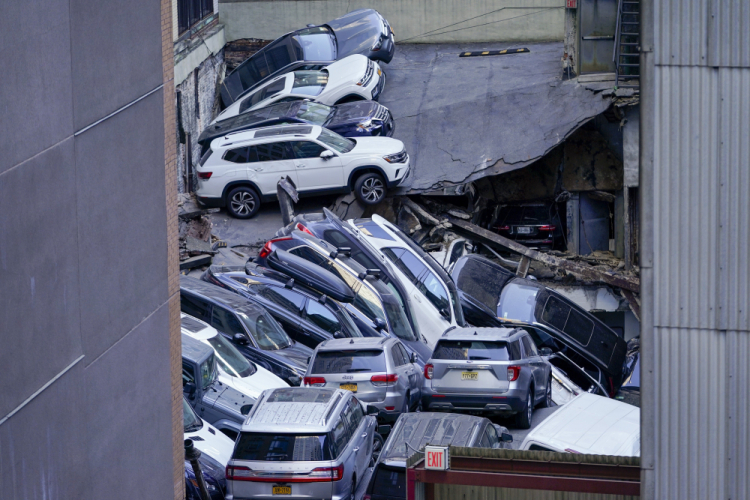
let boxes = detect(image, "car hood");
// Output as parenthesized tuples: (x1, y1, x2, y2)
(186, 419, 234, 466)
(202, 380, 255, 423)
(348, 136, 404, 156)
(328, 100, 381, 125)
(326, 9, 384, 57)
(324, 54, 369, 88)
(218, 367, 288, 400)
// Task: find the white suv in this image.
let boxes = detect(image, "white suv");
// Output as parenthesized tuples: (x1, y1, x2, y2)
(196, 124, 410, 218)
(213, 54, 385, 124)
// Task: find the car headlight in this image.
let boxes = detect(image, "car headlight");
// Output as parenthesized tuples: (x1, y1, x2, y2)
(357, 119, 373, 130)
(383, 150, 407, 163)
(371, 38, 383, 51)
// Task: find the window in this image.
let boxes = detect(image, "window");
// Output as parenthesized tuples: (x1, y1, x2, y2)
(383, 248, 426, 284)
(241, 78, 288, 113)
(455, 257, 514, 313)
(528, 444, 555, 452)
(479, 429, 491, 448)
(317, 128, 355, 154)
(350, 398, 364, 429)
(370, 465, 405, 500)
(177, 0, 213, 36)
(521, 335, 538, 358)
(182, 361, 196, 386)
(305, 300, 341, 334)
(258, 285, 305, 313)
(238, 311, 293, 350)
(563, 308, 594, 347)
(395, 343, 410, 366)
(508, 340, 522, 360)
(255, 142, 292, 162)
(343, 400, 360, 435)
(183, 398, 203, 433)
(524, 327, 562, 352)
(210, 306, 245, 335)
(290, 141, 327, 159)
(390, 345, 405, 366)
(296, 102, 333, 125)
(418, 270, 450, 314)
(498, 281, 540, 323)
(223, 147, 251, 164)
(292, 71, 328, 96)
(311, 350, 386, 374)
(295, 27, 336, 59)
(181, 293, 211, 322)
(234, 433, 334, 461)
(432, 340, 511, 361)
(264, 39, 296, 73)
(485, 424, 499, 447)
(541, 296, 570, 331)
(205, 332, 256, 378)
(330, 418, 349, 458)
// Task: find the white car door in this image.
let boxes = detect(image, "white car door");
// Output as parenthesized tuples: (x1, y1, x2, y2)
(289, 140, 343, 191)
(247, 141, 299, 195)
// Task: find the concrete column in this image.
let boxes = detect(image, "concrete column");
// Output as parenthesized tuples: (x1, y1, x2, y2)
(566, 193, 580, 254)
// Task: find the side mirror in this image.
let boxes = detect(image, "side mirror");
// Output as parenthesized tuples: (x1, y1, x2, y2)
(538, 347, 554, 356)
(233, 333, 249, 345)
(288, 375, 302, 386)
(184, 382, 196, 398)
(373, 318, 387, 331)
(366, 405, 380, 416)
(500, 432, 513, 443)
(320, 150, 335, 160)
(410, 352, 417, 364)
(439, 308, 450, 319)
(333, 330, 346, 339)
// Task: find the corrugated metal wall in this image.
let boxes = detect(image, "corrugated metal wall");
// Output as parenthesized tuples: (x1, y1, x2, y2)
(434, 485, 637, 500)
(645, 0, 750, 498)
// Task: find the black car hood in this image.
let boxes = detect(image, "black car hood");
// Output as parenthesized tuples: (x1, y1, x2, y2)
(326, 9, 383, 57)
(328, 100, 380, 126)
(275, 341, 313, 371)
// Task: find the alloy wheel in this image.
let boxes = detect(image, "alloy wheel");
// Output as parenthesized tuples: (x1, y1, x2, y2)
(360, 177, 384, 202)
(231, 191, 256, 216)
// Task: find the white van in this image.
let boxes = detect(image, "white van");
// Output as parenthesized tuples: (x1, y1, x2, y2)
(519, 393, 640, 456)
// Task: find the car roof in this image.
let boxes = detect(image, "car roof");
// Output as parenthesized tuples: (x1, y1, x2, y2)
(212, 124, 321, 151)
(380, 412, 485, 465)
(316, 337, 393, 351)
(242, 388, 350, 433)
(180, 275, 267, 316)
(180, 313, 219, 341)
(441, 326, 522, 341)
(182, 333, 214, 363)
(520, 393, 640, 456)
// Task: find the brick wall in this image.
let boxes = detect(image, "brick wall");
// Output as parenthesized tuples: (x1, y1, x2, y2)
(162, 0, 184, 496)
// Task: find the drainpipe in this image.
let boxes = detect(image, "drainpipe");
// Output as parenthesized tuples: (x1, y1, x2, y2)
(185, 439, 212, 500)
(638, 0, 655, 498)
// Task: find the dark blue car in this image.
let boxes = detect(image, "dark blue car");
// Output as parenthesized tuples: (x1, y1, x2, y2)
(180, 275, 312, 386)
(197, 100, 394, 155)
(185, 454, 226, 500)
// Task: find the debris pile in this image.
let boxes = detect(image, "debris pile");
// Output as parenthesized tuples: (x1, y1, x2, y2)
(178, 193, 221, 270)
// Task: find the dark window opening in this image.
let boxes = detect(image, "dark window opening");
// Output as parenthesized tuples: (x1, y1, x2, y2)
(178, 0, 213, 36)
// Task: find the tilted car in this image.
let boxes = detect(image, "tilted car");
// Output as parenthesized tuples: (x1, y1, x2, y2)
(421, 326, 552, 429)
(185, 454, 227, 500)
(220, 9, 395, 107)
(214, 55, 385, 124)
(451, 254, 628, 393)
(181, 275, 311, 386)
(364, 412, 513, 500)
(202, 260, 364, 349)
(181, 312, 289, 398)
(183, 397, 234, 467)
(198, 101, 394, 156)
(488, 202, 564, 250)
(255, 228, 432, 363)
(225, 387, 384, 500)
(304, 337, 423, 422)
(195, 125, 409, 218)
(182, 334, 255, 440)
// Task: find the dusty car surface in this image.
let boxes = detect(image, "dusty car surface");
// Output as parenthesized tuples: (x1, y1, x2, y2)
(304, 337, 423, 422)
(225, 387, 382, 500)
(364, 412, 512, 500)
(422, 326, 552, 429)
(220, 9, 394, 106)
(451, 254, 628, 393)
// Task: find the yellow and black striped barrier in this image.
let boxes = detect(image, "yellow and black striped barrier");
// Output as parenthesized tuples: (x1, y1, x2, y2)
(459, 48, 530, 57)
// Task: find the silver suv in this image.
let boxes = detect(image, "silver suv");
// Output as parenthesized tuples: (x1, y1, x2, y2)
(304, 337, 423, 422)
(421, 327, 552, 429)
(226, 387, 380, 500)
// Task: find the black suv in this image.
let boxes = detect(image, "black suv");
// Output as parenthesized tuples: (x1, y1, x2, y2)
(180, 276, 311, 385)
(488, 202, 564, 250)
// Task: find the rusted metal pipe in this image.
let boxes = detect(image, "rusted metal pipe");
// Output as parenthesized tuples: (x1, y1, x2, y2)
(185, 439, 212, 500)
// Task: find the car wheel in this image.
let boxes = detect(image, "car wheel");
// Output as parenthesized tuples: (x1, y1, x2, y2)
(354, 173, 386, 205)
(349, 476, 356, 500)
(540, 377, 553, 408)
(515, 387, 534, 429)
(371, 432, 384, 464)
(226, 186, 260, 219)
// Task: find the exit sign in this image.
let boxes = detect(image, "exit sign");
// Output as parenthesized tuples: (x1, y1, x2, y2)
(566, 0, 576, 7)
(424, 446, 449, 470)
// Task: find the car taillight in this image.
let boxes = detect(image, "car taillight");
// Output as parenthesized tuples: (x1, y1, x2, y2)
(227, 464, 343, 482)
(539, 225, 556, 231)
(497, 225, 510, 231)
(312, 464, 344, 481)
(295, 223, 314, 235)
(226, 465, 253, 481)
(364, 495, 372, 500)
(424, 364, 434, 379)
(258, 237, 292, 259)
(197, 171, 212, 180)
(371, 373, 398, 386)
(303, 376, 326, 387)
(507, 366, 521, 382)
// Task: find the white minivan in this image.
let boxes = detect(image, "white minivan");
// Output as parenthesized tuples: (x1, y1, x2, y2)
(181, 313, 288, 399)
(519, 392, 640, 456)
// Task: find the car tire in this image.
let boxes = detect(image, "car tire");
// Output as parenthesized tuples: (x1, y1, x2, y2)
(226, 186, 260, 219)
(540, 377, 553, 408)
(371, 432, 384, 465)
(401, 392, 410, 415)
(354, 173, 386, 205)
(515, 387, 534, 429)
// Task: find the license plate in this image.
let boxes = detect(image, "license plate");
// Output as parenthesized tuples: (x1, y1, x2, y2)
(462, 372, 478, 380)
(340, 383, 358, 392)
(517, 227, 532, 234)
(272, 486, 291, 495)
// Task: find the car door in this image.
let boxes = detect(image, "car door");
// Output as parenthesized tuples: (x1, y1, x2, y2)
(303, 299, 344, 346)
(330, 415, 355, 495)
(396, 342, 420, 405)
(246, 141, 299, 195)
(343, 399, 369, 479)
(290, 140, 343, 191)
(253, 284, 309, 343)
(521, 335, 545, 402)
(181, 293, 213, 323)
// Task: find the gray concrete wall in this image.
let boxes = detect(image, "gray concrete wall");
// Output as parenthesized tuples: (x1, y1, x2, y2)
(219, 0, 565, 44)
(0, 0, 176, 497)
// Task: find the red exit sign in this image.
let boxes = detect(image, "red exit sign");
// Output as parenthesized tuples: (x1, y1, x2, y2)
(566, 0, 577, 7)
(424, 446, 449, 470)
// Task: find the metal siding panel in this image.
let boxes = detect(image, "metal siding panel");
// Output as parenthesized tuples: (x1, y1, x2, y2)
(654, 0, 709, 66)
(725, 330, 750, 500)
(434, 484, 638, 499)
(709, 0, 750, 67)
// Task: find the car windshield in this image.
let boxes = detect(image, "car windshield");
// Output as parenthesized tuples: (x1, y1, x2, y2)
(292, 71, 328, 96)
(296, 102, 334, 125)
(239, 311, 292, 350)
(234, 432, 334, 461)
(294, 27, 336, 60)
(317, 128, 355, 153)
(183, 398, 203, 433)
(382, 300, 416, 341)
(497, 281, 539, 323)
(336, 302, 363, 337)
(206, 334, 256, 378)
(200, 353, 218, 388)
(311, 350, 386, 374)
(432, 340, 510, 361)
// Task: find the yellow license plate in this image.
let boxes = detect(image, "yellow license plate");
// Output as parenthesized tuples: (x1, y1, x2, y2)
(340, 383, 358, 392)
(462, 372, 478, 380)
(272, 486, 291, 495)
